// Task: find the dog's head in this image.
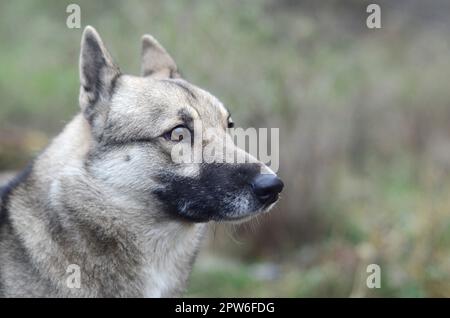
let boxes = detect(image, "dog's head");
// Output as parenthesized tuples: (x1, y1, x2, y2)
(79, 26, 283, 222)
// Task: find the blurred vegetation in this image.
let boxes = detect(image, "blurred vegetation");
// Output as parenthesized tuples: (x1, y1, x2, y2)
(1, 0, 450, 297)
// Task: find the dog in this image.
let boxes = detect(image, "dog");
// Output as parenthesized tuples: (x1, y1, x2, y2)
(0, 26, 283, 297)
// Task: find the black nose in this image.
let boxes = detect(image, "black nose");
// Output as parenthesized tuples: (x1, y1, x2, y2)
(251, 174, 284, 204)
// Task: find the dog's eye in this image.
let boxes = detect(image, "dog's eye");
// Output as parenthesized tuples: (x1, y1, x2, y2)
(227, 117, 234, 128)
(165, 125, 190, 142)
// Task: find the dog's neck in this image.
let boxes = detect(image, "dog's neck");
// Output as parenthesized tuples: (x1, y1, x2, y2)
(8, 114, 206, 297)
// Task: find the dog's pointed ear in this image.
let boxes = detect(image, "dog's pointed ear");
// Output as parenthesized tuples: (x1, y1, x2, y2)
(79, 26, 120, 117)
(141, 35, 179, 78)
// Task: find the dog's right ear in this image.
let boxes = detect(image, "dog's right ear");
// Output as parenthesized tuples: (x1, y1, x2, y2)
(141, 35, 179, 78)
(79, 26, 120, 120)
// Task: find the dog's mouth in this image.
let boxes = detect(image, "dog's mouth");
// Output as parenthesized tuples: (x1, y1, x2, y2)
(155, 190, 282, 224)
(215, 195, 281, 223)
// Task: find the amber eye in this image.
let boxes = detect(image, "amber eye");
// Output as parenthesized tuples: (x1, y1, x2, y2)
(165, 125, 190, 142)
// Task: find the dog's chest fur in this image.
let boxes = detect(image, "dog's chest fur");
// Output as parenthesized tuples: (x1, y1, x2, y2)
(139, 223, 205, 297)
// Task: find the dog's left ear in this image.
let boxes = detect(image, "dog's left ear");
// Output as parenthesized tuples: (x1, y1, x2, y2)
(141, 35, 179, 78)
(79, 26, 120, 121)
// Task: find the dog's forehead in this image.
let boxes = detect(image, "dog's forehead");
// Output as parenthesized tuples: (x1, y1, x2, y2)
(110, 75, 228, 128)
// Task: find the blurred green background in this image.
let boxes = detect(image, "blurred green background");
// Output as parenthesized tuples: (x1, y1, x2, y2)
(1, 0, 450, 297)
